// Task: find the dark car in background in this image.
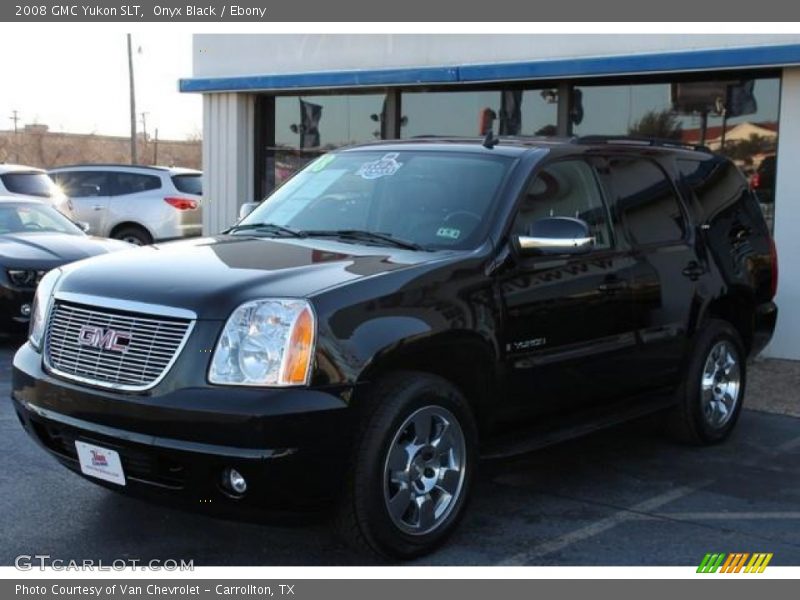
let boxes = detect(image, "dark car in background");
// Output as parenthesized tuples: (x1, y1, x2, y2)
(0, 198, 129, 334)
(12, 138, 777, 559)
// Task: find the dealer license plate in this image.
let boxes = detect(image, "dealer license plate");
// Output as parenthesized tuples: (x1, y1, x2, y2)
(75, 441, 126, 486)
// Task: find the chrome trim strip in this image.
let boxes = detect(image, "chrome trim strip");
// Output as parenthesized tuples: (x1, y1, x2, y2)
(22, 401, 295, 460)
(53, 292, 197, 320)
(43, 300, 196, 393)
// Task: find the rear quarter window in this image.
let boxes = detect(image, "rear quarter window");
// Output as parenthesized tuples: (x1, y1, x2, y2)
(114, 173, 162, 196)
(678, 158, 748, 221)
(0, 172, 55, 197)
(171, 174, 202, 195)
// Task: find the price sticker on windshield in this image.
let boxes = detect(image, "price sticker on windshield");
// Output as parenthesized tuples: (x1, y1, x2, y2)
(357, 153, 404, 179)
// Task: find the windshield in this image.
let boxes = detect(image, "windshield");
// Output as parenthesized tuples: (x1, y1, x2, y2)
(1, 172, 60, 198)
(0, 203, 83, 236)
(238, 150, 514, 250)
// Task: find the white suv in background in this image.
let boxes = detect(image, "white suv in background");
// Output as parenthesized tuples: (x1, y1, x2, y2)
(48, 164, 203, 245)
(0, 164, 74, 218)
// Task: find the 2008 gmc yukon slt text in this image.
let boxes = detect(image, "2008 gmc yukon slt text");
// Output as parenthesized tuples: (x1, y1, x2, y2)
(12, 138, 778, 559)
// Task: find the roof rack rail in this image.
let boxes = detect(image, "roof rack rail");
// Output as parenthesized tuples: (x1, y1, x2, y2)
(573, 135, 711, 154)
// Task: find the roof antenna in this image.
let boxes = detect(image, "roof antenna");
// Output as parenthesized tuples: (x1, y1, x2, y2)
(482, 128, 498, 149)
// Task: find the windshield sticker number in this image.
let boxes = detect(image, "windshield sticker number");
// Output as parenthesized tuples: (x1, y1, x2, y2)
(436, 227, 461, 240)
(356, 153, 403, 180)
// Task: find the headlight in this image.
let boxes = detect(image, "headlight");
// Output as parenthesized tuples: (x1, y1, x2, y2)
(7, 269, 46, 288)
(29, 268, 62, 351)
(209, 299, 316, 387)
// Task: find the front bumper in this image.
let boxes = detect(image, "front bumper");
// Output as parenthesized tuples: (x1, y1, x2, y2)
(12, 342, 356, 512)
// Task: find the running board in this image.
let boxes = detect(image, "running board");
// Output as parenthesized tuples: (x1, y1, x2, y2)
(480, 395, 676, 460)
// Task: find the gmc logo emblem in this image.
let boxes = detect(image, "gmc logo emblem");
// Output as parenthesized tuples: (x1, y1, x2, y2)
(77, 325, 132, 352)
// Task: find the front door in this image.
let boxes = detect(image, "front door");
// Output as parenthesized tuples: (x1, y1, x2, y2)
(53, 171, 112, 235)
(498, 158, 639, 423)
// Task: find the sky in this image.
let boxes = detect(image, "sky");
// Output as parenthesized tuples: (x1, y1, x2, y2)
(0, 31, 781, 145)
(0, 32, 200, 140)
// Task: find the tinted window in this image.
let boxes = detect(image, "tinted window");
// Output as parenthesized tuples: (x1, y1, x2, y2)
(51, 171, 111, 197)
(513, 160, 612, 249)
(610, 158, 687, 246)
(172, 174, 202, 195)
(240, 150, 513, 250)
(114, 173, 161, 195)
(1, 172, 58, 197)
(678, 158, 748, 221)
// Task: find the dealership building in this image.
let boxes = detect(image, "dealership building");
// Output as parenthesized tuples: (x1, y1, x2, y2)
(180, 34, 800, 360)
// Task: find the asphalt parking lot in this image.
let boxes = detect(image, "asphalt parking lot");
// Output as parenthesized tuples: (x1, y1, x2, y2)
(1, 338, 799, 566)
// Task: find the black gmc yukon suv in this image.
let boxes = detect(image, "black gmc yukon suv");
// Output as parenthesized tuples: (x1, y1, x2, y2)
(12, 137, 778, 559)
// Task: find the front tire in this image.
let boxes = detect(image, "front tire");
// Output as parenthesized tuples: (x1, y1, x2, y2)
(335, 371, 477, 559)
(668, 319, 746, 445)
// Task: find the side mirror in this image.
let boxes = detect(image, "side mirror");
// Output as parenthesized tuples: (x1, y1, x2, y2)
(515, 216, 595, 256)
(239, 201, 259, 220)
(76, 221, 91, 233)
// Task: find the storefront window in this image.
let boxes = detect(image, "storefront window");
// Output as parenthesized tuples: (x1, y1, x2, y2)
(401, 89, 557, 138)
(265, 93, 388, 191)
(572, 77, 780, 230)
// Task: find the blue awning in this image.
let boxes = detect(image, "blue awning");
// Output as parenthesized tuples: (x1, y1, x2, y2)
(180, 43, 800, 93)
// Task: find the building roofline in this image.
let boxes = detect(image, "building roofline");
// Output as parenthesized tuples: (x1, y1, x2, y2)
(179, 43, 800, 94)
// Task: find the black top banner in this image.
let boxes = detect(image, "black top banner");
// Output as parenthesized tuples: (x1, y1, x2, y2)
(3, 0, 800, 21)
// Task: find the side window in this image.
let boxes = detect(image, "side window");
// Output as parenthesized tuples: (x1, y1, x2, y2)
(53, 172, 110, 198)
(513, 159, 613, 249)
(609, 158, 688, 246)
(678, 158, 747, 221)
(114, 173, 162, 196)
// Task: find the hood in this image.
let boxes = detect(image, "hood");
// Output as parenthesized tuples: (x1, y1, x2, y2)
(56, 235, 449, 319)
(0, 233, 131, 269)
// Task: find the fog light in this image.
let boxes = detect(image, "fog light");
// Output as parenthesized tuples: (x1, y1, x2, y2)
(222, 467, 247, 495)
(20, 303, 31, 317)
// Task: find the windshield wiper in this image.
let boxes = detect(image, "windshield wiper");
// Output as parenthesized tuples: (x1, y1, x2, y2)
(299, 229, 425, 251)
(225, 222, 305, 238)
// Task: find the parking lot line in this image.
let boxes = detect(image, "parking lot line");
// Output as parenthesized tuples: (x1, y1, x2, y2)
(496, 484, 704, 566)
(656, 512, 800, 520)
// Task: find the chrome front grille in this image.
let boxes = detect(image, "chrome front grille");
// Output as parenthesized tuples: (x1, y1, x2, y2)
(44, 301, 193, 390)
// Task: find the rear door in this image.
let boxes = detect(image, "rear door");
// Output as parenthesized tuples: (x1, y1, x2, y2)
(498, 157, 640, 421)
(602, 155, 700, 391)
(51, 171, 113, 235)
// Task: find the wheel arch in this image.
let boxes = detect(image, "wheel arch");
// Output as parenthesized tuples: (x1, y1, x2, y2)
(355, 331, 499, 433)
(696, 288, 756, 355)
(108, 221, 154, 243)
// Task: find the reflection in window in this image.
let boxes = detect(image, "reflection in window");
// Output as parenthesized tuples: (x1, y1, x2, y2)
(268, 94, 388, 190)
(573, 77, 779, 232)
(610, 158, 687, 246)
(401, 90, 557, 138)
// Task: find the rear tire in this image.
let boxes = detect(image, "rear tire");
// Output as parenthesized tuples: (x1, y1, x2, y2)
(334, 371, 477, 560)
(112, 226, 153, 246)
(667, 319, 746, 445)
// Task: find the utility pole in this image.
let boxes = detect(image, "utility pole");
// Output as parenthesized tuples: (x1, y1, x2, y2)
(153, 128, 159, 165)
(140, 111, 148, 163)
(9, 110, 20, 133)
(127, 33, 138, 164)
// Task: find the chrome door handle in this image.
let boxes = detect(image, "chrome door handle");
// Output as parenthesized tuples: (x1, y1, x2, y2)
(92, 205, 104, 210)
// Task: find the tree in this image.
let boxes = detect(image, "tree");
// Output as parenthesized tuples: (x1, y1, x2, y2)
(628, 110, 683, 140)
(720, 133, 776, 164)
